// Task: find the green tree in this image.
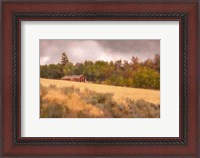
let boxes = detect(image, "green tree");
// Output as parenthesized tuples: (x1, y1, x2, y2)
(63, 62, 74, 75)
(82, 61, 96, 81)
(74, 63, 84, 75)
(40, 64, 63, 79)
(132, 67, 160, 89)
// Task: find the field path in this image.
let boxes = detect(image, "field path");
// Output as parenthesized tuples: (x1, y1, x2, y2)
(41, 78, 160, 105)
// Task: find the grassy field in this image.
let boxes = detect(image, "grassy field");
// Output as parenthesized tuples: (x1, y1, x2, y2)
(41, 78, 160, 105)
(40, 78, 160, 118)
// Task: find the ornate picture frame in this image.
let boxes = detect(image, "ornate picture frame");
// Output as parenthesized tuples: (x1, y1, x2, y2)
(1, 1, 199, 157)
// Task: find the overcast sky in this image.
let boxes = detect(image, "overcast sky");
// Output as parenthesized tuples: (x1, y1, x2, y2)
(40, 40, 160, 65)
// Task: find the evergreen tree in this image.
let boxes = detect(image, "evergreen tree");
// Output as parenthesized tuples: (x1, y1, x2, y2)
(61, 52, 69, 65)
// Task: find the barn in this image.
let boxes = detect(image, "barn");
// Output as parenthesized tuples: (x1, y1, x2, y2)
(61, 75, 86, 82)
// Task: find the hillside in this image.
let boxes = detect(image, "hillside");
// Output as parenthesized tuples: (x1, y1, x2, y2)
(40, 78, 160, 105)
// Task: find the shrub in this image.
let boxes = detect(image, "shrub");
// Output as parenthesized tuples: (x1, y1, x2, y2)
(48, 84, 57, 91)
(40, 84, 48, 98)
(82, 90, 113, 105)
(60, 86, 80, 95)
(40, 102, 69, 118)
(126, 99, 160, 118)
(40, 84, 160, 118)
(81, 89, 129, 118)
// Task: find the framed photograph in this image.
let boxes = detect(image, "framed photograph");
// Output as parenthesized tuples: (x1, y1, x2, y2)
(40, 39, 160, 119)
(1, 1, 199, 157)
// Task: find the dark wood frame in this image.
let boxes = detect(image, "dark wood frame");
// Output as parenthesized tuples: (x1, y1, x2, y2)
(1, 1, 199, 157)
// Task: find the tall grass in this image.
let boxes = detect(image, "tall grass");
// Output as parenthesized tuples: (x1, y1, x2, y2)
(40, 84, 160, 118)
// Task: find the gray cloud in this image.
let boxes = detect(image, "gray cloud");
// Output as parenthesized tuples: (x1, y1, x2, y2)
(40, 40, 160, 65)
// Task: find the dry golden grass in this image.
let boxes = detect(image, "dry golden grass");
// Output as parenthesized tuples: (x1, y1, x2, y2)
(40, 82, 160, 118)
(40, 78, 160, 105)
(42, 89, 104, 118)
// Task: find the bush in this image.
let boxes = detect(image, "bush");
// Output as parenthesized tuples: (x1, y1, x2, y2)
(40, 103, 69, 118)
(60, 86, 80, 95)
(126, 99, 160, 118)
(82, 90, 113, 105)
(81, 90, 129, 118)
(40, 84, 160, 118)
(40, 84, 48, 98)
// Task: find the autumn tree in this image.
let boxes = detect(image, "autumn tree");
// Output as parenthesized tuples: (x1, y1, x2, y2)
(131, 56, 139, 70)
(153, 54, 160, 72)
(40, 54, 160, 89)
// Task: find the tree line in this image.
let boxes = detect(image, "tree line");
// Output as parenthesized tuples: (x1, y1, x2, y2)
(40, 52, 160, 90)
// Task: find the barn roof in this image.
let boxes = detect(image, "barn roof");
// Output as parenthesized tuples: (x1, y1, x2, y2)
(62, 75, 84, 79)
